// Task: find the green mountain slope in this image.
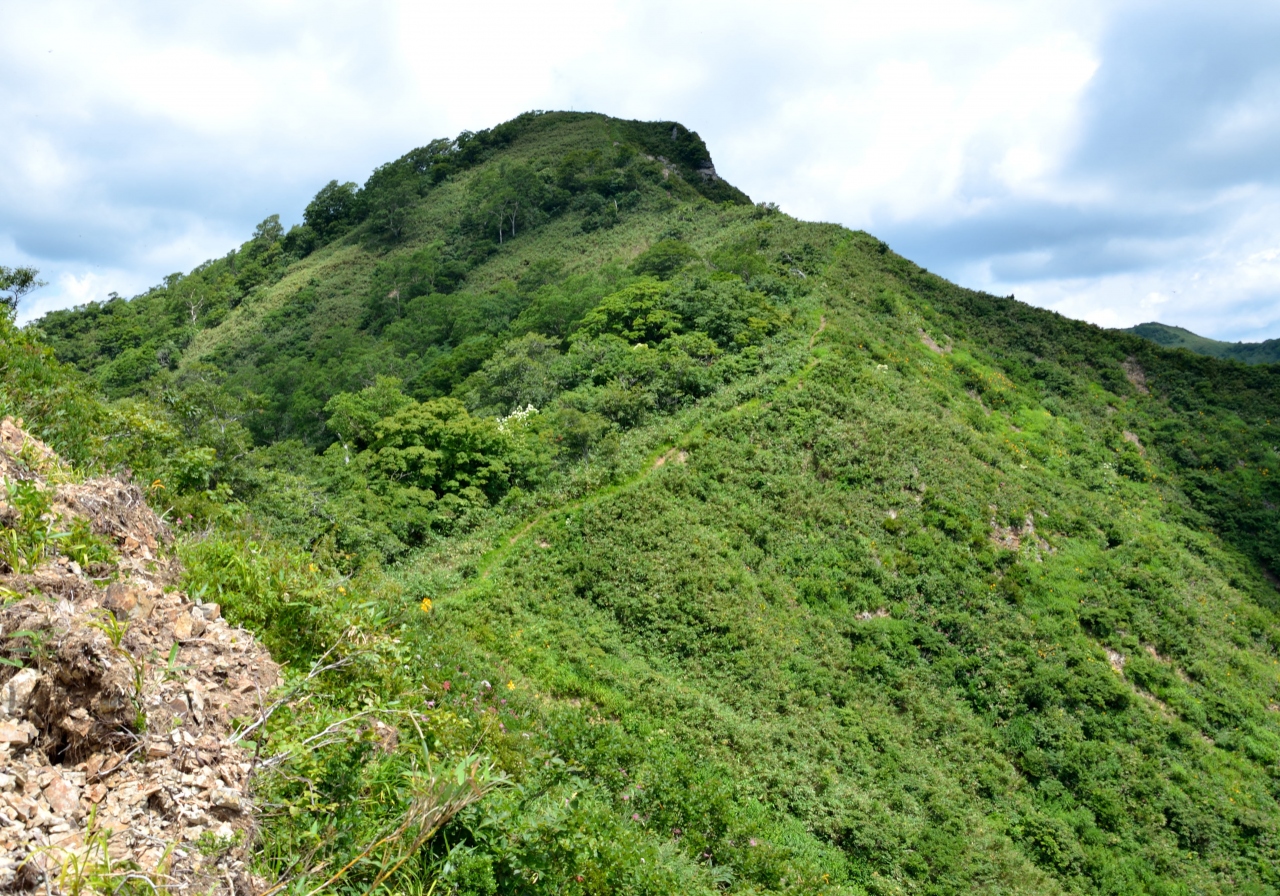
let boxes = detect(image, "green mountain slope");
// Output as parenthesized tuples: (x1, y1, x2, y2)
(1122, 321, 1280, 365)
(17, 111, 1280, 895)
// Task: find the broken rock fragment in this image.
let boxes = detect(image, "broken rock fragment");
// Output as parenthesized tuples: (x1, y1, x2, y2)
(210, 787, 243, 812)
(1, 669, 40, 719)
(0, 722, 31, 747)
(41, 775, 79, 819)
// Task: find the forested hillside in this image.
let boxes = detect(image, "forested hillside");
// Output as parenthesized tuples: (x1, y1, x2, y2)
(1122, 322, 1280, 365)
(10, 110, 1280, 895)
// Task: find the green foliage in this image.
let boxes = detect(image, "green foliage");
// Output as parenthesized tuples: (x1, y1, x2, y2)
(631, 240, 700, 280)
(323, 375, 416, 447)
(462, 333, 562, 415)
(0, 478, 57, 573)
(510, 267, 631, 340)
(614, 119, 752, 205)
(178, 532, 347, 665)
(574, 280, 682, 344)
(363, 397, 519, 503)
(254, 383, 549, 557)
(0, 265, 46, 315)
(32, 227, 282, 399)
(232, 216, 287, 293)
(0, 324, 203, 541)
(363, 241, 466, 333)
(303, 179, 361, 243)
(62, 516, 115, 569)
(573, 276, 785, 351)
(1123, 321, 1280, 365)
(467, 162, 551, 244)
(14, 111, 1280, 895)
(52, 806, 170, 896)
(0, 477, 114, 575)
(363, 160, 423, 242)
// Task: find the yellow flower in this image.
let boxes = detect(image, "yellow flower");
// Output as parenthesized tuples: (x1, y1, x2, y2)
(506, 680, 515, 690)
(309, 564, 317, 572)
(420, 598, 433, 613)
(338, 586, 346, 594)
(149, 479, 165, 491)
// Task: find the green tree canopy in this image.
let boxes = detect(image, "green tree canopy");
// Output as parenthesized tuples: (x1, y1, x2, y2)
(630, 239, 701, 280)
(462, 332, 563, 415)
(363, 163, 420, 242)
(324, 375, 415, 449)
(468, 162, 548, 244)
(0, 265, 46, 315)
(303, 180, 361, 242)
(366, 397, 515, 503)
(573, 280, 682, 345)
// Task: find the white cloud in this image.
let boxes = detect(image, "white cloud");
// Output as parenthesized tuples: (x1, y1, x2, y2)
(1, 0, 1277, 342)
(969, 189, 1280, 341)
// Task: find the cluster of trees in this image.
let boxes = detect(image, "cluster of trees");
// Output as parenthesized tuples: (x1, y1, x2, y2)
(315, 379, 539, 553)
(36, 113, 755, 412)
(247, 267, 792, 558)
(25, 239, 797, 561)
(291, 114, 553, 249)
(292, 112, 738, 254)
(32, 217, 297, 398)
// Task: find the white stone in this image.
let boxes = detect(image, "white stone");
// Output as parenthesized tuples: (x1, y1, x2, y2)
(2, 668, 40, 719)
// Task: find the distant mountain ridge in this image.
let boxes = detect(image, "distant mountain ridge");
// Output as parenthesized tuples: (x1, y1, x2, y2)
(1122, 321, 1280, 364)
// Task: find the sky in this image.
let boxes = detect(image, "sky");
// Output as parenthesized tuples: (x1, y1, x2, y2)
(2, 0, 1279, 342)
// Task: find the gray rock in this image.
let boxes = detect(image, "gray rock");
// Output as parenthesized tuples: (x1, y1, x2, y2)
(1, 669, 40, 720)
(209, 788, 242, 812)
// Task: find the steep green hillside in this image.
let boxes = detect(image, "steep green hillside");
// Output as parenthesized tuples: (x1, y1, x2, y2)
(17, 111, 1280, 896)
(1122, 321, 1280, 365)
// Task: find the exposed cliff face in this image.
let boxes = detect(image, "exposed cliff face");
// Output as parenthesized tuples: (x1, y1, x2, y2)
(0, 419, 278, 895)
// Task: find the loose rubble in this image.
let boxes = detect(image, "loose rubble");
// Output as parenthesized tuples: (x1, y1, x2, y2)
(0, 419, 279, 894)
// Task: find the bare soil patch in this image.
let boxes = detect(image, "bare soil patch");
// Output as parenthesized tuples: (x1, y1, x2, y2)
(1122, 357, 1150, 395)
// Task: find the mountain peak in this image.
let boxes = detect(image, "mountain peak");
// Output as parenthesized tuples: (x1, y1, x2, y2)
(378, 110, 750, 210)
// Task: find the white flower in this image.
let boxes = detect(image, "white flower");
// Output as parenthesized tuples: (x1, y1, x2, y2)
(498, 404, 538, 431)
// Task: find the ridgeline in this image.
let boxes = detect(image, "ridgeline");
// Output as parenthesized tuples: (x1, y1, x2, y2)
(8, 110, 1280, 895)
(1122, 321, 1280, 366)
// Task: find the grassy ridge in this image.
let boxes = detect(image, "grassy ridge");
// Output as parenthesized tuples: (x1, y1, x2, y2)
(399, 229, 1280, 893)
(14, 111, 1280, 894)
(1122, 322, 1280, 365)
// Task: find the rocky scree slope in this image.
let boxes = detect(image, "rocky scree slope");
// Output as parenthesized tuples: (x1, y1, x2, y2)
(0, 419, 278, 894)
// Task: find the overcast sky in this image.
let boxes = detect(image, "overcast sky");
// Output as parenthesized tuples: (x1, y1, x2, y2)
(3, 0, 1279, 342)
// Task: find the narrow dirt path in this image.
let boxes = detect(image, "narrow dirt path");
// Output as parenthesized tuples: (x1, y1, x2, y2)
(809, 314, 827, 350)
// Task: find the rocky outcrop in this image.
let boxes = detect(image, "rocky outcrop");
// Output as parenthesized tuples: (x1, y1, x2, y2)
(0, 419, 278, 894)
